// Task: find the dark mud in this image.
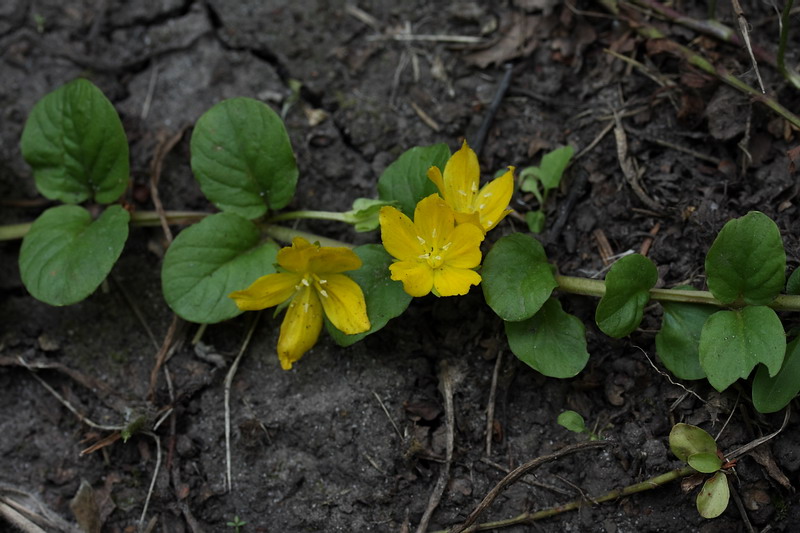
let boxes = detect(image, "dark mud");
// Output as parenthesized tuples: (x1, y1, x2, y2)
(2, 1, 800, 532)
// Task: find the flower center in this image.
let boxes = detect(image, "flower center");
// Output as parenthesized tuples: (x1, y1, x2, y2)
(418, 241, 451, 269)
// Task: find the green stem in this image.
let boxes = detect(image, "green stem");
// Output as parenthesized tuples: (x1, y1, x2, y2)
(260, 224, 353, 249)
(0, 210, 210, 241)
(266, 210, 351, 224)
(432, 466, 696, 532)
(555, 275, 800, 311)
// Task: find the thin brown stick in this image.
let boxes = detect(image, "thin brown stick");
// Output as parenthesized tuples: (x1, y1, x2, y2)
(450, 440, 610, 533)
(485, 350, 503, 457)
(416, 361, 459, 533)
(730, 0, 765, 93)
(147, 315, 183, 401)
(149, 128, 186, 244)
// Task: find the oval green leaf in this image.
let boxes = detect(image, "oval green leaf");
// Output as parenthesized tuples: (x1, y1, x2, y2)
(377, 143, 450, 217)
(696, 472, 730, 519)
(687, 452, 723, 474)
(787, 268, 800, 295)
(705, 211, 785, 305)
(19, 205, 130, 305)
(20, 78, 130, 204)
(669, 423, 718, 463)
(699, 306, 785, 391)
(482, 233, 557, 321)
(752, 337, 800, 413)
(595, 254, 658, 338)
(190, 98, 298, 219)
(505, 298, 589, 378)
(162, 212, 280, 323)
(557, 410, 587, 434)
(655, 293, 714, 380)
(326, 244, 412, 346)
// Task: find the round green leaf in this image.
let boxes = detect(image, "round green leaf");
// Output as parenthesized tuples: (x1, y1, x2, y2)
(655, 293, 714, 380)
(19, 205, 130, 305)
(705, 211, 786, 305)
(669, 423, 718, 463)
(687, 452, 723, 474)
(557, 410, 587, 434)
(190, 98, 298, 219)
(696, 472, 730, 519)
(326, 244, 412, 347)
(699, 306, 785, 391)
(20, 78, 130, 204)
(787, 268, 800, 295)
(162, 213, 280, 323)
(482, 233, 557, 321)
(752, 338, 800, 413)
(595, 254, 658, 338)
(505, 298, 589, 378)
(377, 143, 450, 217)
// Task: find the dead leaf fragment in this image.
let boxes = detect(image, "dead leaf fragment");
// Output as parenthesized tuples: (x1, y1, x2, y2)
(466, 12, 540, 68)
(70, 479, 101, 533)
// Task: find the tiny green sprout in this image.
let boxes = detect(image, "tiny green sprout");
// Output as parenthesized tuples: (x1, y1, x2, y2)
(557, 410, 600, 440)
(669, 423, 731, 518)
(33, 13, 46, 33)
(226, 515, 247, 532)
(519, 145, 574, 233)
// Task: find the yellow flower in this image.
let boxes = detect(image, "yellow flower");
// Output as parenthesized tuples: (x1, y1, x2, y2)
(427, 140, 515, 233)
(229, 237, 370, 370)
(379, 194, 484, 297)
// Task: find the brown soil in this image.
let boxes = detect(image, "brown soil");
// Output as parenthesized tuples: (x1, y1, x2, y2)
(2, 1, 800, 532)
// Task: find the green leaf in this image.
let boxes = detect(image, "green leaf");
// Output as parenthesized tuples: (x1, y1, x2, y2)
(705, 211, 786, 305)
(20, 78, 129, 204)
(482, 233, 557, 321)
(162, 213, 280, 323)
(688, 452, 723, 474)
(377, 143, 450, 217)
(669, 423, 718, 463)
(525, 210, 546, 233)
(344, 198, 395, 232)
(19, 205, 129, 305)
(557, 410, 587, 434)
(752, 338, 800, 413)
(595, 254, 658, 338)
(190, 98, 298, 219)
(505, 298, 589, 378)
(787, 268, 800, 295)
(326, 244, 412, 346)
(523, 145, 574, 190)
(655, 292, 714, 380)
(699, 306, 785, 391)
(696, 472, 730, 519)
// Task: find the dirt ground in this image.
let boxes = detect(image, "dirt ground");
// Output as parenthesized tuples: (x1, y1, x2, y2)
(2, 0, 800, 531)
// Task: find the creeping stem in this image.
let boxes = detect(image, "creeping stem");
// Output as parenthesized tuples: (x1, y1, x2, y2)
(555, 275, 800, 312)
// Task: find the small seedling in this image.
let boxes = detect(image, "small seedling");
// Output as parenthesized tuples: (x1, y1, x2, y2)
(669, 423, 731, 518)
(519, 145, 574, 233)
(556, 410, 601, 440)
(226, 515, 247, 532)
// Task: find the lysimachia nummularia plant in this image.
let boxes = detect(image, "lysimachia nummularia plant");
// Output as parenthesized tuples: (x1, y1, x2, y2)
(10, 77, 800, 417)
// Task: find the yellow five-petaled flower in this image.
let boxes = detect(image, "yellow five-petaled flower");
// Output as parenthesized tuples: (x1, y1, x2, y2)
(427, 140, 515, 233)
(380, 194, 485, 297)
(229, 237, 370, 370)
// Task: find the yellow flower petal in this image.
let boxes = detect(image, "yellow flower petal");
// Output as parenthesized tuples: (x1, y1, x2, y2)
(277, 237, 362, 274)
(433, 266, 482, 297)
(389, 261, 434, 297)
(317, 274, 370, 334)
(441, 140, 480, 212)
(476, 167, 515, 232)
(414, 194, 453, 249)
(277, 286, 322, 370)
(453, 211, 483, 233)
(427, 165, 446, 198)
(229, 272, 301, 311)
(443, 223, 484, 269)
(380, 206, 423, 262)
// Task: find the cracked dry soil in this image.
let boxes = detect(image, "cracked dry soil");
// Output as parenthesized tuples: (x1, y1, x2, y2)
(2, 1, 800, 532)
